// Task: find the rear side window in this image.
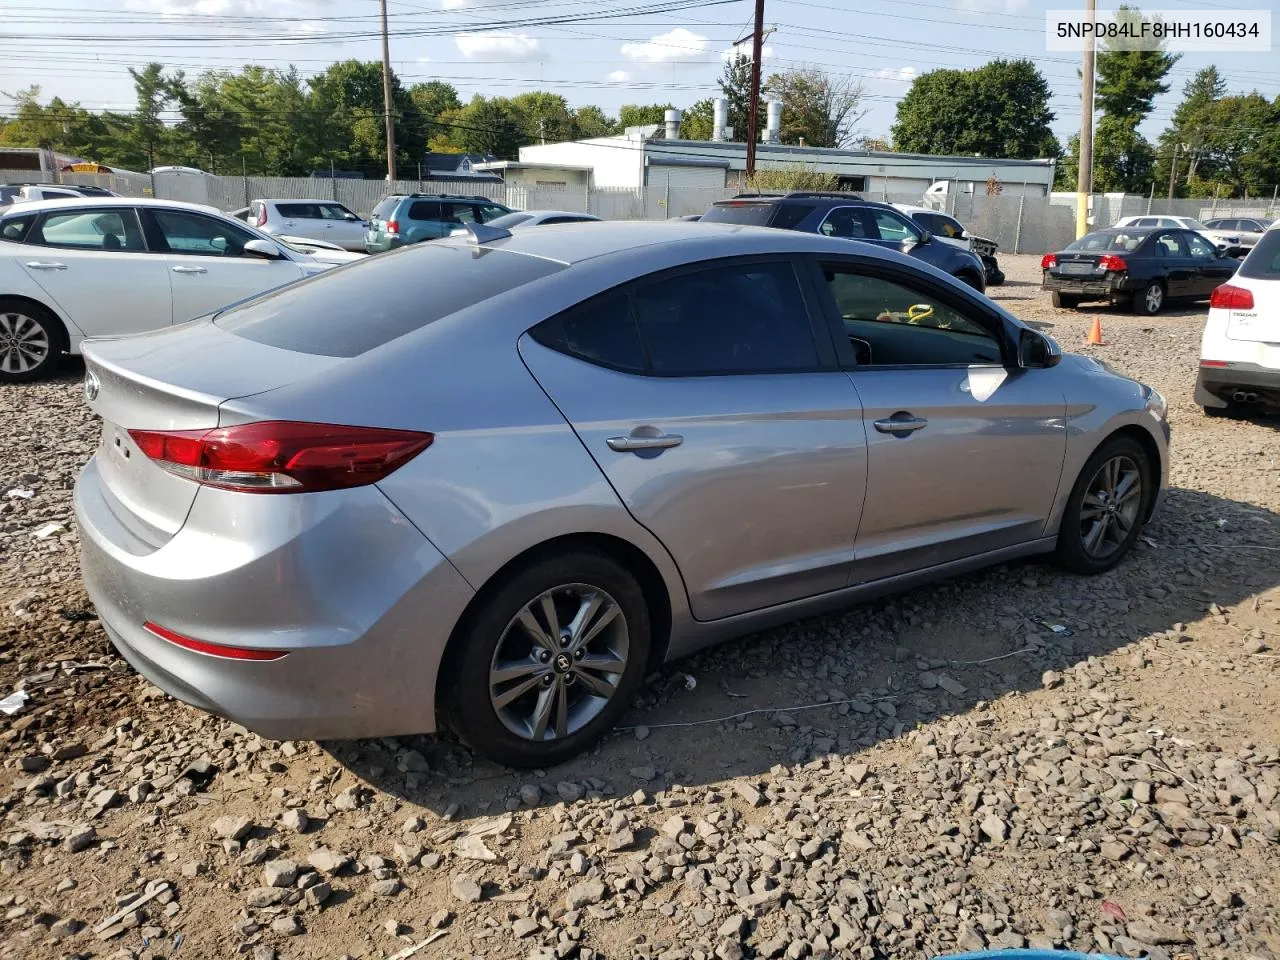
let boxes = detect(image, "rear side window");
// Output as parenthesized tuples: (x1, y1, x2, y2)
(216, 245, 565, 357)
(531, 292, 646, 372)
(0, 214, 34, 242)
(1238, 230, 1280, 279)
(701, 203, 776, 226)
(408, 200, 443, 221)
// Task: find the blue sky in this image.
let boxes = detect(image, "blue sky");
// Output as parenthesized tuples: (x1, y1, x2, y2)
(2, 0, 1277, 150)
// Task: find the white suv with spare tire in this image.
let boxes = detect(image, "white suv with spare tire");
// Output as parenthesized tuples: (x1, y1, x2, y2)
(1196, 221, 1280, 416)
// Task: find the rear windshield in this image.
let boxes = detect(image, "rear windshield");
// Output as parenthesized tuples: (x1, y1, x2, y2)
(1066, 231, 1146, 253)
(702, 202, 777, 226)
(1238, 230, 1280, 279)
(216, 244, 565, 357)
(371, 197, 400, 219)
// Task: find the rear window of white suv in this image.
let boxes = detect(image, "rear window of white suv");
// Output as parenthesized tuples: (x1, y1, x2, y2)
(1238, 230, 1280, 279)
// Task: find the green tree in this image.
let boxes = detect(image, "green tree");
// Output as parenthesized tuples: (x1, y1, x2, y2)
(409, 81, 461, 121)
(764, 67, 866, 147)
(617, 103, 673, 129)
(746, 164, 836, 192)
(1197, 93, 1280, 196)
(891, 59, 1058, 159)
(681, 98, 715, 140)
(169, 71, 245, 173)
(572, 105, 616, 139)
(127, 63, 178, 170)
(306, 60, 420, 177)
(1155, 66, 1225, 190)
(719, 54, 758, 143)
(510, 92, 575, 144)
(455, 95, 526, 159)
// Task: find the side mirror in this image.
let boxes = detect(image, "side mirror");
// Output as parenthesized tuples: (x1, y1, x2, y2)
(1018, 328, 1061, 369)
(917, 230, 931, 244)
(243, 238, 283, 260)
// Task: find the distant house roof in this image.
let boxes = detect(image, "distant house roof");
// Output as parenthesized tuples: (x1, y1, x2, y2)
(420, 152, 504, 181)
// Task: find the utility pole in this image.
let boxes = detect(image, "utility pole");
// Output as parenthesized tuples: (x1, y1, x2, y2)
(1075, 0, 1096, 239)
(379, 0, 397, 183)
(744, 0, 765, 179)
(1167, 143, 1179, 206)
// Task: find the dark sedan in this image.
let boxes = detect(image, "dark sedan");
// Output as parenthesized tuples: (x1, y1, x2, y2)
(1042, 227, 1239, 315)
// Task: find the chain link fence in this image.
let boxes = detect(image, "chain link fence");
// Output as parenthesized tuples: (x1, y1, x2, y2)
(4, 168, 1276, 254)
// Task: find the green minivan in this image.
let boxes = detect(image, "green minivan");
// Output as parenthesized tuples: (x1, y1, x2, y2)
(364, 194, 513, 253)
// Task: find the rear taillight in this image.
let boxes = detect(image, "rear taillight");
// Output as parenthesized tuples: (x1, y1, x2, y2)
(128, 421, 432, 494)
(386, 219, 399, 234)
(1199, 360, 1229, 368)
(1210, 283, 1254, 310)
(256, 207, 268, 227)
(144, 622, 287, 661)
(1040, 254, 1056, 269)
(1098, 254, 1127, 272)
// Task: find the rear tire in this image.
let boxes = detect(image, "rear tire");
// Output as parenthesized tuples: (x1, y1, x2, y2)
(1051, 291, 1080, 309)
(1132, 281, 1164, 316)
(0, 299, 62, 383)
(1054, 436, 1152, 575)
(444, 549, 650, 768)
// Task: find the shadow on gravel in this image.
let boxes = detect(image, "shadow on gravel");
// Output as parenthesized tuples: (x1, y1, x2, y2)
(328, 485, 1280, 821)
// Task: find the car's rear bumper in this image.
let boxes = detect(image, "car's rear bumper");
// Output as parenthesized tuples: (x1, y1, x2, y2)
(1042, 273, 1133, 299)
(75, 456, 475, 740)
(1195, 361, 1280, 408)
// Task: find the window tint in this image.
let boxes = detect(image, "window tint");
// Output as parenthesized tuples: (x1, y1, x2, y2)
(34, 208, 145, 251)
(372, 197, 400, 219)
(822, 265, 1002, 367)
(1186, 233, 1217, 259)
(0, 214, 35, 242)
(276, 203, 319, 219)
(700, 203, 775, 226)
(217, 246, 564, 357)
(407, 200, 443, 221)
(868, 209, 920, 242)
(820, 207, 872, 239)
(1238, 229, 1280, 279)
(531, 292, 645, 372)
(770, 203, 816, 230)
(631, 260, 818, 375)
(150, 210, 255, 256)
(1151, 232, 1185, 257)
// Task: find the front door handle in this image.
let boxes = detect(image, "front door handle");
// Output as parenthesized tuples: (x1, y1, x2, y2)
(171, 265, 208, 275)
(25, 261, 67, 270)
(874, 415, 928, 435)
(607, 432, 684, 452)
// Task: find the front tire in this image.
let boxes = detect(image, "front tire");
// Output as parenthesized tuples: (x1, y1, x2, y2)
(1132, 281, 1164, 316)
(0, 300, 62, 383)
(444, 549, 650, 768)
(1051, 291, 1080, 309)
(1054, 436, 1152, 575)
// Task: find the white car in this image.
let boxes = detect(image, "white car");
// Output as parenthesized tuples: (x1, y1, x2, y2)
(274, 235, 367, 266)
(1196, 221, 1280, 416)
(1114, 215, 1242, 255)
(246, 199, 368, 252)
(0, 197, 338, 382)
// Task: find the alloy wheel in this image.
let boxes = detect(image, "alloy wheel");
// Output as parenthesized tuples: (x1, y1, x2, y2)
(0, 311, 50, 374)
(488, 584, 629, 742)
(1144, 284, 1163, 313)
(1079, 454, 1143, 560)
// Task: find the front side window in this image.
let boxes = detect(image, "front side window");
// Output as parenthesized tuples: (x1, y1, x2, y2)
(447, 204, 481, 226)
(631, 260, 818, 375)
(149, 209, 256, 256)
(1186, 233, 1217, 259)
(934, 214, 965, 239)
(34, 209, 145, 251)
(317, 203, 355, 220)
(868, 210, 921, 243)
(821, 265, 1002, 367)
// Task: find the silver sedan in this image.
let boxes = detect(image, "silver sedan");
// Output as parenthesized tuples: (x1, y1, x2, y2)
(75, 222, 1170, 767)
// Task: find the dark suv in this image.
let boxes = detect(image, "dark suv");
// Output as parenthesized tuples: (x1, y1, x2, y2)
(365, 194, 512, 252)
(701, 193, 988, 292)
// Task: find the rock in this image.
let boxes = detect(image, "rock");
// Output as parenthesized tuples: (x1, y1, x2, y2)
(716, 940, 745, 960)
(65, 826, 97, 853)
(980, 815, 1008, 843)
(1132, 781, 1153, 804)
(1100, 841, 1130, 861)
(369, 878, 402, 897)
(430, 909, 453, 929)
(304, 882, 332, 907)
(513, 917, 540, 938)
(262, 859, 298, 888)
(210, 815, 253, 841)
(629, 765, 656, 781)
(246, 887, 289, 908)
(385, 918, 406, 936)
(661, 815, 687, 839)
(19, 755, 48, 773)
(734, 782, 764, 807)
(634, 725, 650, 741)
(280, 808, 308, 833)
(270, 915, 303, 936)
(1243, 636, 1267, 655)
(455, 834, 498, 861)
(956, 924, 987, 952)
(606, 826, 635, 851)
(718, 914, 748, 939)
(252, 947, 276, 960)
(50, 918, 83, 938)
(564, 879, 606, 911)
(1042, 670, 1062, 689)
(397, 749, 429, 773)
(1127, 920, 1188, 945)
(181, 861, 205, 879)
(918, 671, 940, 689)
(451, 875, 483, 904)
(1043, 908, 1074, 940)
(332, 786, 363, 811)
(937, 674, 967, 696)
(557, 781, 584, 803)
(52, 742, 87, 761)
(308, 848, 351, 875)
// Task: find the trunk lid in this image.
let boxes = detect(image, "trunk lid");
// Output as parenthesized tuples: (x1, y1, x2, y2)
(1224, 274, 1280, 344)
(83, 321, 344, 547)
(1051, 251, 1111, 278)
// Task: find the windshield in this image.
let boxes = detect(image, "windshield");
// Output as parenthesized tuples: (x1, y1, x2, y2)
(486, 212, 534, 229)
(1183, 219, 1208, 230)
(1066, 232, 1146, 253)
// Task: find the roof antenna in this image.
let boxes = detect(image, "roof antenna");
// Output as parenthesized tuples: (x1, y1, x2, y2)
(462, 221, 512, 245)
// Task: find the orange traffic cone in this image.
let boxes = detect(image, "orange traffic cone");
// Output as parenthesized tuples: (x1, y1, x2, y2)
(1086, 316, 1104, 346)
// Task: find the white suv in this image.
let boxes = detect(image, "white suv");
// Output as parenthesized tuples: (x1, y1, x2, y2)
(246, 199, 368, 251)
(1196, 221, 1280, 416)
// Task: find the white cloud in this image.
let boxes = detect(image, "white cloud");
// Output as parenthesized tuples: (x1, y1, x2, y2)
(126, 0, 328, 33)
(875, 66, 918, 83)
(608, 70, 632, 83)
(621, 28, 708, 63)
(454, 33, 543, 61)
(956, 0, 1029, 14)
(721, 40, 775, 62)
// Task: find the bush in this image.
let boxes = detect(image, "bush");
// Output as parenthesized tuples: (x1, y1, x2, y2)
(744, 164, 837, 193)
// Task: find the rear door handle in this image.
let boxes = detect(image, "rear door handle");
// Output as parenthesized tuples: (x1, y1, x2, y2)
(25, 261, 66, 270)
(607, 433, 684, 452)
(171, 266, 208, 275)
(874, 415, 928, 435)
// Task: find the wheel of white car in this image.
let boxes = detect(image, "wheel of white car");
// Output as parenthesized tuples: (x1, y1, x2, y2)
(0, 299, 62, 384)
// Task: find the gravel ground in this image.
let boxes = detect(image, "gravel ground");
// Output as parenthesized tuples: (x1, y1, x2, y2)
(2, 254, 1279, 960)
